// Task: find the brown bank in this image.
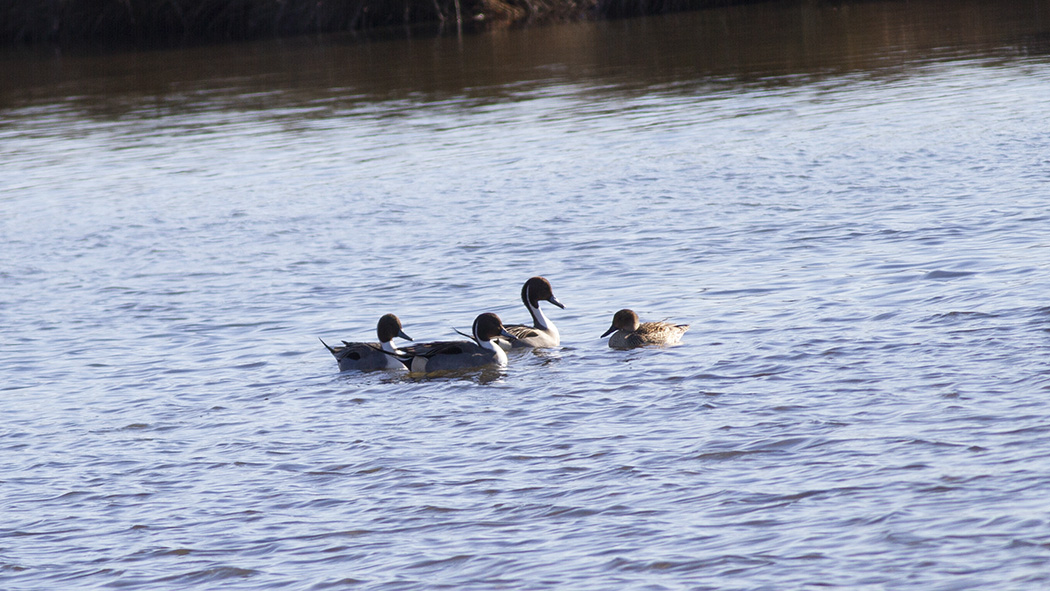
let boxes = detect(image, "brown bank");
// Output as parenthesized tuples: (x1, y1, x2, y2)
(2, 0, 762, 46)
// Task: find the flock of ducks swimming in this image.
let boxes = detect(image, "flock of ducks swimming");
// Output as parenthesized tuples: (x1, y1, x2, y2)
(321, 276, 689, 374)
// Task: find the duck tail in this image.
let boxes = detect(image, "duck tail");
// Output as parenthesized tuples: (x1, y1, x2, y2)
(319, 337, 338, 355)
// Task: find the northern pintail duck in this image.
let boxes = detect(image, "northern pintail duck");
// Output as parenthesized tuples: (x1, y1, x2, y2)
(499, 276, 565, 350)
(601, 309, 689, 349)
(399, 313, 513, 373)
(320, 313, 413, 371)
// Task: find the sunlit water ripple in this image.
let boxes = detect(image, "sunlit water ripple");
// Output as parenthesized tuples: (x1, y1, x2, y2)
(3, 2, 1050, 589)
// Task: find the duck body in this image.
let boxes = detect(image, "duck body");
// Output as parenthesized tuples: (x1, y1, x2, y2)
(500, 276, 565, 350)
(327, 342, 406, 371)
(400, 313, 512, 374)
(601, 309, 688, 349)
(321, 313, 413, 371)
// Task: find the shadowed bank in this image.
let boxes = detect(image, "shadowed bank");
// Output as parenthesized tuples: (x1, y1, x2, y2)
(2, 0, 765, 46)
(4, 0, 1048, 113)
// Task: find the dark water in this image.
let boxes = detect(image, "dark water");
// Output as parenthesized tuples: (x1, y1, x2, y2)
(3, 0, 1050, 588)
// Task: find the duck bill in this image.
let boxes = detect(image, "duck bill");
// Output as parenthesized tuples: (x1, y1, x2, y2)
(601, 325, 616, 338)
(398, 330, 413, 341)
(548, 295, 566, 309)
(500, 327, 515, 339)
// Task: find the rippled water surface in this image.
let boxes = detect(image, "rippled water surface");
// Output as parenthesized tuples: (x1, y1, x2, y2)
(3, 0, 1050, 588)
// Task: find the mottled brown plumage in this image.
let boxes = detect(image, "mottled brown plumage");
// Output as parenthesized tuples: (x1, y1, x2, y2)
(601, 309, 688, 349)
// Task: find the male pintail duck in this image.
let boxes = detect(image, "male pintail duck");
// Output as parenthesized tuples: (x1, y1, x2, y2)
(499, 276, 566, 350)
(601, 309, 689, 349)
(320, 313, 413, 371)
(399, 312, 513, 373)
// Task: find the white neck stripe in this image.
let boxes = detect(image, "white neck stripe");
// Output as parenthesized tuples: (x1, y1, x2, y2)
(529, 301, 554, 331)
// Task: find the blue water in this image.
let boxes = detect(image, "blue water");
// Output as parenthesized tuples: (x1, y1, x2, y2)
(3, 1, 1050, 588)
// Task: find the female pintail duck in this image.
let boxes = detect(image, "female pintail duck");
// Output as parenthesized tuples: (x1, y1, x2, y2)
(399, 313, 513, 374)
(499, 276, 566, 350)
(601, 309, 689, 349)
(320, 313, 413, 371)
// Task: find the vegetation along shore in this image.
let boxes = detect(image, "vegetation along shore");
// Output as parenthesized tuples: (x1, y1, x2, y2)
(2, 0, 765, 46)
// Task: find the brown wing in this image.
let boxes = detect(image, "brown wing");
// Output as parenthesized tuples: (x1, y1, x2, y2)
(636, 322, 687, 346)
(623, 332, 648, 348)
(504, 324, 540, 340)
